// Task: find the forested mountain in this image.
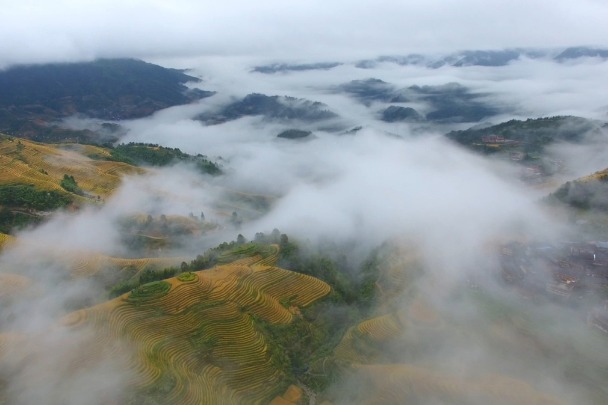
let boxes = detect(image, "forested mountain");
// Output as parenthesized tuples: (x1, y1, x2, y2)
(0, 59, 213, 142)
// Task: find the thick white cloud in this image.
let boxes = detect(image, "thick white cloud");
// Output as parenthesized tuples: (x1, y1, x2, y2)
(2, 0, 608, 67)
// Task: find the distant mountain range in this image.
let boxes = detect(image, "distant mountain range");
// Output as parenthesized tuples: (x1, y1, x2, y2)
(253, 46, 608, 74)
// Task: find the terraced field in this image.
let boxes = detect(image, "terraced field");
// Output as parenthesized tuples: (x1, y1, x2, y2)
(0, 256, 331, 404)
(0, 135, 143, 197)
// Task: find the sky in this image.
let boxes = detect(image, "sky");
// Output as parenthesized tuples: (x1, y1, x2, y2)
(1, 0, 608, 67)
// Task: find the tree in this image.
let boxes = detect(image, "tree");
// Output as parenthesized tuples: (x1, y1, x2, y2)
(236, 234, 246, 244)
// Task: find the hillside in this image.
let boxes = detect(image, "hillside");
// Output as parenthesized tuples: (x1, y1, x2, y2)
(0, 134, 143, 232)
(0, 59, 214, 142)
(0, 135, 225, 234)
(0, 135, 142, 197)
(0, 245, 332, 405)
(445, 116, 607, 184)
(446, 116, 602, 153)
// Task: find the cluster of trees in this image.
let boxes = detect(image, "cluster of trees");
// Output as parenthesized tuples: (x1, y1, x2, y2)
(60, 174, 83, 195)
(0, 183, 72, 233)
(0, 184, 70, 211)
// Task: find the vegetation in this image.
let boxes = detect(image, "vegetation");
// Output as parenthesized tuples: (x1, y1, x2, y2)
(109, 267, 180, 298)
(0, 184, 71, 233)
(60, 174, 83, 195)
(106, 143, 221, 175)
(177, 272, 197, 282)
(0, 184, 70, 211)
(1, 135, 141, 194)
(0, 208, 40, 234)
(127, 280, 172, 303)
